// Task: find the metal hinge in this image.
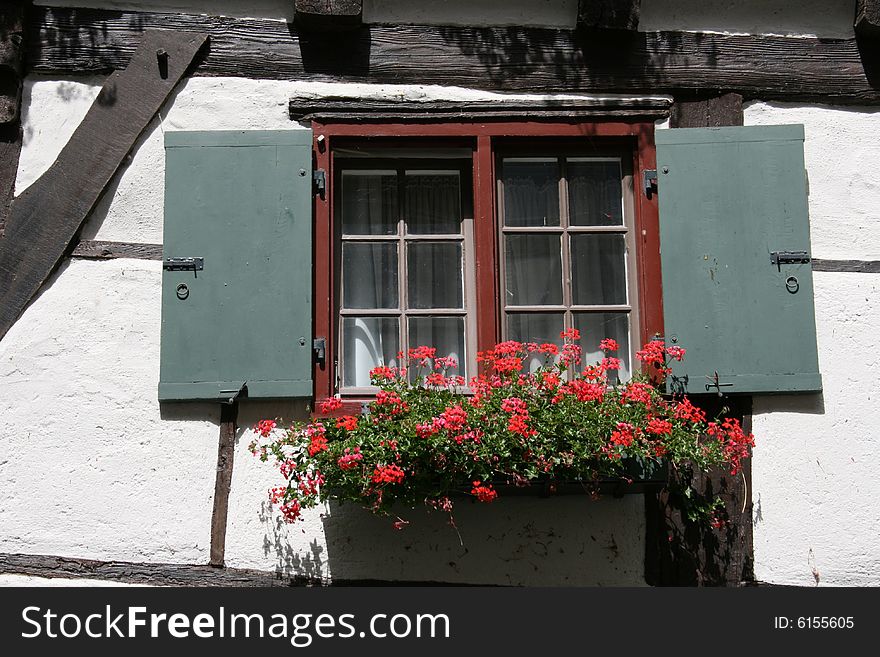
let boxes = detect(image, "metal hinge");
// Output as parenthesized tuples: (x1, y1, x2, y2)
(770, 251, 811, 271)
(313, 169, 326, 199)
(163, 257, 204, 271)
(643, 169, 657, 198)
(313, 337, 326, 365)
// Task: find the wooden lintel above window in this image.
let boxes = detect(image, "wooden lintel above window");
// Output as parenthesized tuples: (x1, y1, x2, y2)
(578, 0, 641, 31)
(856, 0, 880, 38)
(294, 0, 363, 32)
(289, 97, 672, 122)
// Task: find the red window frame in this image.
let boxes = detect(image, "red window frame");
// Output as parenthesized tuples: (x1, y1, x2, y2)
(311, 120, 662, 413)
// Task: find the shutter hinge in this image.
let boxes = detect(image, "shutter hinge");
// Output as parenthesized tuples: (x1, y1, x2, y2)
(770, 251, 811, 271)
(643, 169, 657, 198)
(163, 257, 203, 272)
(313, 169, 326, 199)
(313, 337, 326, 366)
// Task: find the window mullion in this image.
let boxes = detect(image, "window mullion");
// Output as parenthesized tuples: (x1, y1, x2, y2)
(398, 166, 407, 363)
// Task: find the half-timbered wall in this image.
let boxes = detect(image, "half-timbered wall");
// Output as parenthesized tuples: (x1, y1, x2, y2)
(1, 0, 878, 586)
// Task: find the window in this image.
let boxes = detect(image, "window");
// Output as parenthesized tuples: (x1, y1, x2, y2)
(336, 157, 475, 391)
(498, 152, 637, 382)
(312, 123, 662, 407)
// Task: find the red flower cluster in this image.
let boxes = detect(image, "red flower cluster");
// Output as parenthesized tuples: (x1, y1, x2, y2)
(471, 481, 498, 503)
(306, 423, 329, 456)
(501, 396, 536, 437)
(375, 390, 408, 416)
(371, 463, 405, 484)
(369, 365, 401, 383)
(336, 415, 358, 431)
(674, 397, 706, 424)
(254, 419, 276, 438)
(337, 447, 363, 471)
(252, 330, 755, 529)
(707, 418, 755, 475)
(635, 340, 666, 366)
(319, 397, 342, 413)
(646, 418, 673, 435)
(599, 338, 619, 352)
(610, 422, 636, 448)
(620, 381, 654, 406)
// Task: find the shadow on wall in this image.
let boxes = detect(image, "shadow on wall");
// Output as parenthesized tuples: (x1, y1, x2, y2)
(752, 392, 825, 416)
(264, 494, 648, 586)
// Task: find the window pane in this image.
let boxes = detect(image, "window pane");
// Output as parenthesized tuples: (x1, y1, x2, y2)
(505, 234, 562, 306)
(341, 170, 398, 235)
(570, 234, 627, 305)
(342, 317, 400, 387)
(405, 171, 462, 235)
(407, 242, 463, 309)
(507, 313, 564, 372)
(408, 317, 466, 379)
(574, 312, 631, 383)
(502, 158, 560, 227)
(568, 159, 623, 226)
(342, 242, 398, 309)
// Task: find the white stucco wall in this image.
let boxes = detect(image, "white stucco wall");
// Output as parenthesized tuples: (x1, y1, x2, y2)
(4, 75, 656, 585)
(640, 0, 855, 39)
(742, 102, 880, 586)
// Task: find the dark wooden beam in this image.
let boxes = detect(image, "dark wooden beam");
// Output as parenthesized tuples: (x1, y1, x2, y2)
(811, 258, 880, 273)
(0, 552, 481, 586)
(0, 123, 22, 239)
(25, 6, 880, 105)
(70, 240, 163, 260)
(0, 0, 28, 125)
(578, 0, 640, 31)
(0, 552, 321, 587)
(294, 0, 362, 32)
(645, 394, 754, 586)
(856, 0, 880, 38)
(0, 29, 207, 342)
(670, 93, 744, 129)
(290, 97, 672, 121)
(210, 403, 238, 567)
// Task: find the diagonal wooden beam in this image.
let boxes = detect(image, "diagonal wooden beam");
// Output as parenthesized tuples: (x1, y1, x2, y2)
(0, 29, 207, 341)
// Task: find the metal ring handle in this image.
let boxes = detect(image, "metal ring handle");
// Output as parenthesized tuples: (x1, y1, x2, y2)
(176, 283, 190, 300)
(785, 276, 799, 294)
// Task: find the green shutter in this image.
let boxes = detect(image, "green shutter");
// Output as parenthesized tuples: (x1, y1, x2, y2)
(656, 124, 821, 394)
(159, 130, 313, 402)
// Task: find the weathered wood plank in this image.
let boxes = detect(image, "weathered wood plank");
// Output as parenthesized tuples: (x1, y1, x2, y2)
(0, 0, 28, 124)
(0, 29, 207, 342)
(670, 93, 744, 129)
(25, 6, 880, 104)
(295, 0, 362, 31)
(0, 1, 27, 77)
(70, 240, 163, 260)
(578, 0, 640, 31)
(0, 552, 320, 587)
(0, 552, 481, 586)
(210, 403, 238, 567)
(812, 258, 880, 273)
(290, 97, 671, 121)
(857, 0, 880, 39)
(0, 123, 22, 238)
